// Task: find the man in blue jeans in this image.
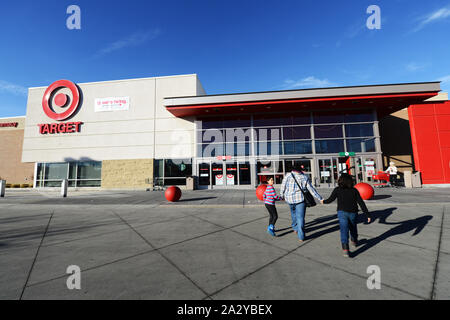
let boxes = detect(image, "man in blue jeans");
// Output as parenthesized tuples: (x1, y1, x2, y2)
(280, 166, 323, 242)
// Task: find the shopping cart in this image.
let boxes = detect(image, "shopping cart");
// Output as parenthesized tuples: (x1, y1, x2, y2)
(372, 171, 390, 188)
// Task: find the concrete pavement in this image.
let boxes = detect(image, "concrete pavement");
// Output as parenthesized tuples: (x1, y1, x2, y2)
(0, 187, 449, 299)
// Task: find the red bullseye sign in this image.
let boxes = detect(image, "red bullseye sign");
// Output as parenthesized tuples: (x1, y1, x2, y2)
(42, 80, 80, 121)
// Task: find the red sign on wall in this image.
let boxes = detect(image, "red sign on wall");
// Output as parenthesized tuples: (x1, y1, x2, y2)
(38, 122, 83, 134)
(0, 122, 18, 128)
(39, 80, 82, 135)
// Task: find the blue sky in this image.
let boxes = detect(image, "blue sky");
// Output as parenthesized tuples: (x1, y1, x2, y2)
(0, 0, 449, 117)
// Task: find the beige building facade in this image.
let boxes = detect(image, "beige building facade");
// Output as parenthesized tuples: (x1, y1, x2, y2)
(21, 74, 204, 189)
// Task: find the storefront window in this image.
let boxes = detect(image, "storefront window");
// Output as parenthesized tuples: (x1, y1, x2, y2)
(224, 143, 250, 156)
(283, 141, 312, 155)
(222, 116, 251, 128)
(314, 125, 343, 138)
(257, 160, 284, 184)
(200, 129, 225, 143)
(292, 113, 311, 125)
(346, 138, 376, 152)
(164, 159, 192, 178)
(154, 159, 193, 186)
(37, 161, 102, 188)
(199, 143, 224, 157)
(199, 118, 223, 129)
(285, 159, 312, 173)
(256, 141, 282, 156)
(154, 159, 164, 178)
(77, 180, 101, 187)
(344, 110, 375, 123)
(44, 163, 67, 180)
(283, 126, 311, 140)
(345, 124, 374, 137)
(77, 161, 102, 180)
(195, 110, 379, 188)
(253, 115, 291, 127)
(313, 112, 344, 124)
(315, 139, 344, 154)
(254, 127, 281, 141)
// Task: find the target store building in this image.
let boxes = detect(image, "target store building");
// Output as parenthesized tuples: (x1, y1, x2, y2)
(1, 74, 449, 189)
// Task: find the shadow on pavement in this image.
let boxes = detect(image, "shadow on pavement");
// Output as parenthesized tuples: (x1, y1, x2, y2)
(351, 209, 433, 258)
(369, 195, 392, 200)
(275, 207, 432, 258)
(176, 197, 217, 202)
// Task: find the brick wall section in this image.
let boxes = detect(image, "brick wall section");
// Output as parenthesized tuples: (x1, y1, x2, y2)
(101, 159, 154, 189)
(0, 128, 35, 184)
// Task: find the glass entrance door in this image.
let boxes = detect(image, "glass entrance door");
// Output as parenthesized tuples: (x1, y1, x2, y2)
(284, 159, 312, 182)
(199, 160, 243, 188)
(198, 162, 211, 187)
(238, 162, 251, 185)
(318, 158, 334, 185)
(225, 162, 238, 186)
(212, 162, 224, 186)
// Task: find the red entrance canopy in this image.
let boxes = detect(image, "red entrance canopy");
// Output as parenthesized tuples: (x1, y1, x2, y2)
(164, 82, 440, 118)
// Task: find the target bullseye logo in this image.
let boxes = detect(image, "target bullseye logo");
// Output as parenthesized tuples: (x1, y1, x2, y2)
(38, 79, 83, 135)
(42, 80, 80, 121)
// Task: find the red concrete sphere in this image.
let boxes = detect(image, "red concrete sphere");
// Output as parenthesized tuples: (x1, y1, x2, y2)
(256, 184, 268, 201)
(354, 182, 374, 200)
(165, 186, 182, 202)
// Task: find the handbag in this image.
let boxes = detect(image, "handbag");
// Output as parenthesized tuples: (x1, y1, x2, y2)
(291, 173, 316, 207)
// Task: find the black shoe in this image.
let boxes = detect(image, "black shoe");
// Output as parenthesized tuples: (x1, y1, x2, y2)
(342, 243, 350, 257)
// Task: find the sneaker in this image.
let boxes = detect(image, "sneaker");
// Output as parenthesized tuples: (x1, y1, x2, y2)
(351, 240, 357, 247)
(267, 226, 276, 237)
(342, 249, 350, 257)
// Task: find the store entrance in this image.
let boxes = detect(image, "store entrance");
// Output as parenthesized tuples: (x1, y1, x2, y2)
(197, 160, 252, 188)
(256, 158, 312, 186)
(316, 156, 379, 187)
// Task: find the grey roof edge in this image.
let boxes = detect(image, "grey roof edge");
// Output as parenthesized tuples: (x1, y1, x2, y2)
(28, 74, 199, 90)
(164, 82, 441, 107)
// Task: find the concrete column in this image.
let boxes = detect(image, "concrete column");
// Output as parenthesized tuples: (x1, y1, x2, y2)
(61, 179, 68, 197)
(0, 180, 5, 197)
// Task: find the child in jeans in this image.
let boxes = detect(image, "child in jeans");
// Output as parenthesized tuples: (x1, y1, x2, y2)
(263, 177, 281, 237)
(321, 174, 372, 257)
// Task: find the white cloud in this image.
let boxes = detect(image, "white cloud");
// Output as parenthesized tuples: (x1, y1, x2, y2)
(438, 75, 450, 84)
(437, 75, 450, 92)
(0, 80, 27, 96)
(94, 29, 161, 58)
(280, 76, 336, 90)
(406, 62, 426, 72)
(414, 7, 450, 31)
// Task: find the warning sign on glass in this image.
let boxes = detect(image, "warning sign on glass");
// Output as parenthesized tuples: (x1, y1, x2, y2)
(215, 174, 224, 185)
(95, 97, 130, 112)
(226, 174, 235, 185)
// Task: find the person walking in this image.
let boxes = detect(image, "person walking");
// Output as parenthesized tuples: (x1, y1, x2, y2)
(321, 174, 372, 257)
(280, 165, 323, 242)
(263, 177, 281, 237)
(385, 161, 398, 187)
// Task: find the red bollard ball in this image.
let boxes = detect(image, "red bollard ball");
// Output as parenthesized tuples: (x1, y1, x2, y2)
(256, 184, 268, 201)
(354, 182, 374, 200)
(165, 186, 182, 202)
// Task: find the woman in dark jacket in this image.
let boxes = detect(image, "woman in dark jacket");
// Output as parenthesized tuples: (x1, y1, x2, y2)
(321, 174, 372, 257)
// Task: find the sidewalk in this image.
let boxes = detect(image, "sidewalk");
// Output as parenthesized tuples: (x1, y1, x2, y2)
(1, 187, 449, 299)
(2, 186, 450, 206)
